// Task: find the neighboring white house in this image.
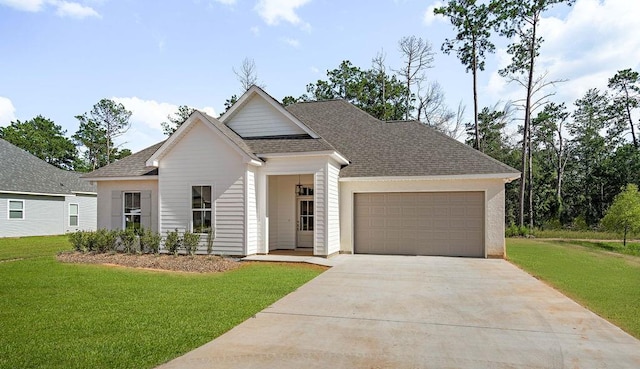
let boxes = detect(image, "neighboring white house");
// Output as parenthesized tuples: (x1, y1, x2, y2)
(84, 86, 519, 258)
(0, 138, 97, 237)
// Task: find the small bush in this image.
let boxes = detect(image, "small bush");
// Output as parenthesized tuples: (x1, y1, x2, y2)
(119, 228, 138, 254)
(164, 229, 182, 256)
(505, 224, 531, 237)
(94, 229, 118, 253)
(68, 231, 88, 252)
(183, 230, 201, 256)
(139, 228, 161, 254)
(206, 227, 215, 255)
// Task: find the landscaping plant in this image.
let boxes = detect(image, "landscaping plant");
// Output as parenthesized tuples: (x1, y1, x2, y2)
(164, 229, 182, 256)
(139, 228, 162, 254)
(182, 230, 201, 256)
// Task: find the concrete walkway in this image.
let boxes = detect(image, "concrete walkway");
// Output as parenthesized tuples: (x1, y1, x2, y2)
(157, 255, 640, 369)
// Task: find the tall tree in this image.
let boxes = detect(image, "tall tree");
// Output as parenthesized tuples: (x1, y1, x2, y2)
(393, 36, 435, 120)
(161, 105, 196, 136)
(435, 0, 496, 150)
(233, 57, 263, 92)
(0, 115, 78, 170)
(607, 68, 639, 148)
(73, 99, 132, 171)
(492, 0, 576, 227)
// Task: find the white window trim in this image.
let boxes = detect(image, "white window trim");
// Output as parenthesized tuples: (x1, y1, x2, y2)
(68, 203, 79, 227)
(122, 192, 141, 229)
(8, 199, 25, 220)
(191, 185, 214, 234)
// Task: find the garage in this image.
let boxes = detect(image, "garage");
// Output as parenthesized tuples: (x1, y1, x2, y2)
(354, 192, 484, 257)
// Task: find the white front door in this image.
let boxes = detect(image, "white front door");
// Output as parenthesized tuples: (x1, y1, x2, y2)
(296, 198, 314, 248)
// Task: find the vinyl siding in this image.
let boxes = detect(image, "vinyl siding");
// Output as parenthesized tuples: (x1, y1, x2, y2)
(226, 95, 306, 137)
(326, 161, 340, 255)
(0, 193, 75, 237)
(159, 120, 246, 255)
(314, 166, 326, 255)
(245, 167, 258, 255)
(96, 180, 158, 232)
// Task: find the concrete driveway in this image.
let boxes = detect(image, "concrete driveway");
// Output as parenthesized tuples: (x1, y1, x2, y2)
(158, 255, 640, 369)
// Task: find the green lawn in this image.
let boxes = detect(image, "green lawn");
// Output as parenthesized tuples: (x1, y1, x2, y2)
(507, 238, 640, 339)
(0, 236, 325, 369)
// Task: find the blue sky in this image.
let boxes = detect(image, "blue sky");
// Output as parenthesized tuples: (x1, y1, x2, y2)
(1, 0, 639, 152)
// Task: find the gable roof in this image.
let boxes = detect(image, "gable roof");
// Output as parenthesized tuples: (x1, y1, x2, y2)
(145, 110, 261, 168)
(0, 138, 96, 195)
(286, 100, 520, 178)
(81, 141, 164, 179)
(219, 86, 320, 138)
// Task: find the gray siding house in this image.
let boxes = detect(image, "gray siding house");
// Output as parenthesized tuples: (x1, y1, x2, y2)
(0, 138, 97, 237)
(84, 86, 519, 258)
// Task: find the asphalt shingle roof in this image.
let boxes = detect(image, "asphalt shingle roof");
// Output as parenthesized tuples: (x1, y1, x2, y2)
(286, 100, 519, 178)
(83, 100, 518, 179)
(0, 138, 96, 194)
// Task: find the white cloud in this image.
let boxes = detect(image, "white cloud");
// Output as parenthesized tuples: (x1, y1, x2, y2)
(0, 0, 44, 12)
(254, 0, 311, 29)
(111, 97, 216, 152)
(485, 0, 640, 108)
(0, 0, 100, 19)
(53, 1, 100, 18)
(0, 97, 17, 127)
(423, 1, 444, 26)
(283, 37, 300, 47)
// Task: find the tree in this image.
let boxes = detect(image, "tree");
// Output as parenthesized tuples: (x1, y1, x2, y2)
(233, 57, 263, 92)
(73, 99, 132, 171)
(393, 36, 435, 120)
(435, 0, 495, 150)
(161, 105, 196, 136)
(602, 184, 640, 247)
(492, 0, 576, 227)
(0, 115, 78, 170)
(607, 68, 639, 148)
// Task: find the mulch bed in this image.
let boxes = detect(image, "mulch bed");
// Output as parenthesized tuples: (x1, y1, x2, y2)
(56, 252, 243, 273)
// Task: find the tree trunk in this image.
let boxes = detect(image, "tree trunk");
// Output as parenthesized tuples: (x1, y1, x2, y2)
(472, 41, 480, 151)
(528, 128, 534, 229)
(623, 85, 638, 148)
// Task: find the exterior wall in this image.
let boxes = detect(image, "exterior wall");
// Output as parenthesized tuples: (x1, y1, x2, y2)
(0, 192, 96, 237)
(65, 193, 97, 233)
(96, 180, 158, 232)
(159, 120, 246, 255)
(326, 161, 341, 255)
(226, 95, 306, 137)
(259, 156, 340, 256)
(245, 167, 258, 255)
(266, 174, 313, 250)
(339, 178, 507, 258)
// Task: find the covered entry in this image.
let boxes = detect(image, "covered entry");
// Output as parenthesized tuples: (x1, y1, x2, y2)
(354, 192, 484, 257)
(267, 174, 314, 251)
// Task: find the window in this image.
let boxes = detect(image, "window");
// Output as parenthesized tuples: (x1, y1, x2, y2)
(192, 185, 212, 233)
(123, 192, 141, 230)
(8, 200, 24, 220)
(298, 199, 314, 231)
(69, 203, 79, 226)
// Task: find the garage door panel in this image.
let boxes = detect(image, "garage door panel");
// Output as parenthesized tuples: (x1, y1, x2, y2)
(355, 192, 484, 257)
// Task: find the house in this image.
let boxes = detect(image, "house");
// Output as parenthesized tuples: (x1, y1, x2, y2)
(83, 86, 519, 258)
(0, 138, 97, 237)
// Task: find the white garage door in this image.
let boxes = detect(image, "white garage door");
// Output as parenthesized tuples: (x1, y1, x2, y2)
(354, 192, 484, 257)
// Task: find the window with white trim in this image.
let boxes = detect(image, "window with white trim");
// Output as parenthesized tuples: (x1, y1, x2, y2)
(69, 203, 79, 226)
(192, 185, 212, 233)
(123, 192, 141, 230)
(8, 200, 24, 220)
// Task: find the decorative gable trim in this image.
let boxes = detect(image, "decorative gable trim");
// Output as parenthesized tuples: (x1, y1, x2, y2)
(145, 111, 262, 168)
(219, 85, 319, 138)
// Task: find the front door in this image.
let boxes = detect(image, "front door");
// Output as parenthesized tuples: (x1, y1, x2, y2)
(296, 198, 314, 248)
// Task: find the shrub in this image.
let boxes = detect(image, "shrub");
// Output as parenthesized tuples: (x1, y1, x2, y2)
(139, 228, 161, 254)
(68, 231, 88, 252)
(94, 229, 118, 253)
(164, 229, 182, 256)
(183, 230, 201, 256)
(505, 224, 531, 237)
(119, 228, 138, 254)
(206, 227, 215, 255)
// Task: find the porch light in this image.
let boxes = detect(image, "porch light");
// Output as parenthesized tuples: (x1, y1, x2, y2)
(295, 183, 303, 196)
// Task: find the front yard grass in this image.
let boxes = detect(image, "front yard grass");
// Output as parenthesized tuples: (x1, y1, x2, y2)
(507, 238, 640, 339)
(0, 236, 325, 369)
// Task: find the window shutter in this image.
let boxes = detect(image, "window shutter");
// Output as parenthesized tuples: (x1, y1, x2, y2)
(111, 191, 123, 230)
(140, 190, 152, 230)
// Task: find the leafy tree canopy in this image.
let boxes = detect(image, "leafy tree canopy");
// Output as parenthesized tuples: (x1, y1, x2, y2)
(161, 105, 195, 136)
(0, 115, 78, 170)
(602, 184, 640, 246)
